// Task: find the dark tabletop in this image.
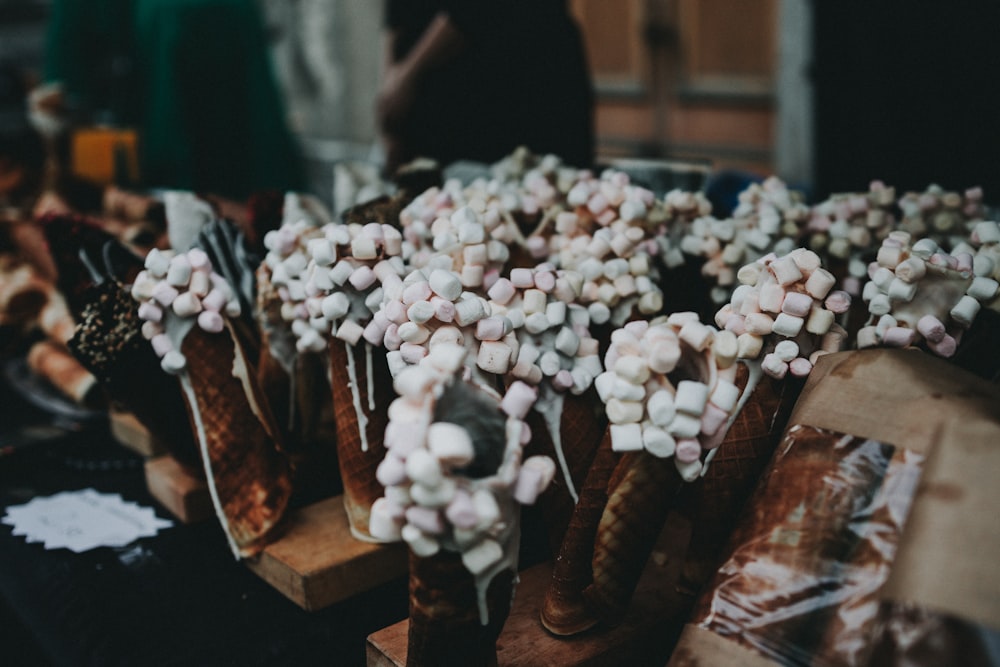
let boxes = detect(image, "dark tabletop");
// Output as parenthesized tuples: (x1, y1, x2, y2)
(0, 375, 410, 667)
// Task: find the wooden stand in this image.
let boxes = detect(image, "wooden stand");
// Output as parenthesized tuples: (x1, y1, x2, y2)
(246, 496, 408, 611)
(110, 409, 167, 458)
(143, 455, 213, 523)
(366, 517, 693, 666)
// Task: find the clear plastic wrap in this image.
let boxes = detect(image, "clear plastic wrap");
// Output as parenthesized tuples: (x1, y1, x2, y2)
(690, 425, 924, 667)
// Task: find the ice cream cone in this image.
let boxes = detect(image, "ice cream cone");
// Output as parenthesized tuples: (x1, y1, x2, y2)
(329, 338, 393, 541)
(582, 449, 686, 625)
(521, 387, 607, 557)
(406, 548, 515, 667)
(540, 427, 618, 636)
(675, 364, 804, 594)
(178, 322, 292, 557)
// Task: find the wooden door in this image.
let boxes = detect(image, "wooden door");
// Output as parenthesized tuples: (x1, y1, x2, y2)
(570, 0, 778, 176)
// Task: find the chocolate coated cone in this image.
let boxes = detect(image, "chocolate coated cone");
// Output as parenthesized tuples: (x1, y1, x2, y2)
(406, 549, 514, 667)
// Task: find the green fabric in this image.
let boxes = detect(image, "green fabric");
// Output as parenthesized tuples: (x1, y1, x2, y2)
(45, 0, 305, 199)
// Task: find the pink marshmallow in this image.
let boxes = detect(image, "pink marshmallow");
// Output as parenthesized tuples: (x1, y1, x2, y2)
(700, 402, 730, 437)
(788, 357, 813, 377)
(501, 381, 537, 420)
(675, 439, 701, 463)
(916, 315, 946, 343)
(405, 506, 445, 535)
(432, 296, 456, 323)
(445, 491, 479, 530)
(534, 271, 556, 293)
(882, 326, 915, 347)
(781, 292, 814, 318)
(824, 290, 851, 314)
(927, 333, 957, 357)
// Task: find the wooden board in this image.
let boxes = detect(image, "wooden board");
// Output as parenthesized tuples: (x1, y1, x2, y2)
(366, 517, 693, 666)
(143, 455, 213, 523)
(246, 496, 408, 612)
(110, 409, 167, 458)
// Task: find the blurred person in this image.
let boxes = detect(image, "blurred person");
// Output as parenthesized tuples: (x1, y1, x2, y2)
(377, 0, 594, 176)
(42, 0, 305, 200)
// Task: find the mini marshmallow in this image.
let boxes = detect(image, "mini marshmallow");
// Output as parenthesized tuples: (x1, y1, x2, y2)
(668, 413, 702, 439)
(513, 456, 557, 505)
(349, 265, 377, 291)
(882, 326, 916, 347)
(406, 448, 443, 488)
(679, 321, 713, 351)
(675, 439, 701, 463)
(160, 350, 187, 374)
(771, 313, 804, 337)
(428, 269, 462, 301)
(642, 425, 676, 458)
(888, 278, 918, 302)
(761, 353, 789, 380)
(788, 357, 813, 377)
(144, 249, 170, 277)
(488, 278, 515, 305)
(398, 321, 431, 345)
(968, 276, 999, 301)
(951, 295, 981, 327)
(824, 290, 851, 314)
(758, 283, 786, 313)
(674, 381, 709, 416)
(805, 306, 835, 336)
(197, 310, 224, 333)
(614, 355, 651, 385)
(710, 379, 740, 413)
(781, 292, 813, 317)
(774, 339, 800, 362)
(500, 381, 536, 420)
(454, 297, 487, 327)
(711, 330, 738, 369)
(700, 402, 730, 436)
(610, 423, 643, 452)
(477, 340, 513, 374)
(152, 282, 179, 307)
(335, 319, 365, 345)
(770, 256, 803, 285)
(427, 422, 475, 467)
(401, 525, 440, 557)
(166, 255, 192, 286)
(927, 333, 958, 357)
(607, 398, 644, 424)
(737, 333, 764, 359)
(868, 294, 892, 317)
(172, 292, 202, 318)
(745, 312, 774, 336)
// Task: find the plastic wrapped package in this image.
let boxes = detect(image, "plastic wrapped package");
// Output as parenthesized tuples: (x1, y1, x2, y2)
(669, 348, 1000, 666)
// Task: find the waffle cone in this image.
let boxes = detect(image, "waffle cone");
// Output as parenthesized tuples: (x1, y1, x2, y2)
(179, 322, 292, 557)
(676, 365, 804, 593)
(406, 549, 515, 667)
(583, 449, 685, 626)
(328, 338, 393, 541)
(540, 427, 618, 636)
(522, 387, 607, 557)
